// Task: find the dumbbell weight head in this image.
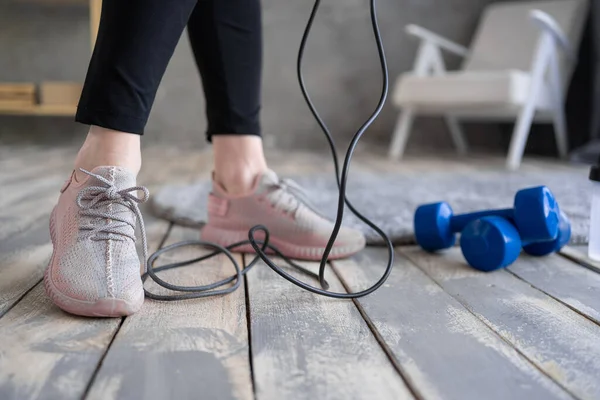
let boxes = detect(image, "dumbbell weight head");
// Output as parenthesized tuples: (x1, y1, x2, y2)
(414, 186, 559, 253)
(459, 216, 522, 272)
(460, 209, 570, 272)
(523, 209, 571, 256)
(413, 202, 456, 252)
(512, 186, 560, 244)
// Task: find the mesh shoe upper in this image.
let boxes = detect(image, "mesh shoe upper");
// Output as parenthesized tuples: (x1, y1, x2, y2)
(47, 166, 149, 307)
(203, 169, 365, 258)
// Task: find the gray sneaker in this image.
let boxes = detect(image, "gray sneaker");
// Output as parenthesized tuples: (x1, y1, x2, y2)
(44, 166, 149, 317)
(201, 169, 366, 260)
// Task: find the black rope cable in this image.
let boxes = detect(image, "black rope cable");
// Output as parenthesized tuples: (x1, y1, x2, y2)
(143, 239, 330, 300)
(143, 0, 393, 300)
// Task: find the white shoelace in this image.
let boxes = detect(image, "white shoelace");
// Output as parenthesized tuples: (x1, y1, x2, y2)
(76, 168, 150, 263)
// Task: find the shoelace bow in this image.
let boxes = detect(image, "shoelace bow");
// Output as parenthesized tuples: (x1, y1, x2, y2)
(76, 168, 150, 265)
(267, 177, 327, 217)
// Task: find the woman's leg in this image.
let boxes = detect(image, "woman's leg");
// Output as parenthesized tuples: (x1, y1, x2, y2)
(74, 0, 198, 180)
(187, 1, 366, 260)
(73, 127, 141, 180)
(46, 0, 199, 318)
(187, 0, 267, 195)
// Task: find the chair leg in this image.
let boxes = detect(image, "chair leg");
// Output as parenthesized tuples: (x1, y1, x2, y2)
(389, 108, 415, 160)
(548, 54, 568, 159)
(506, 105, 536, 170)
(445, 116, 468, 155)
(552, 107, 568, 159)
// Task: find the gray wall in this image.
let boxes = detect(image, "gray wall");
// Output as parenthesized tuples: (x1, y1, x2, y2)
(0, 0, 507, 152)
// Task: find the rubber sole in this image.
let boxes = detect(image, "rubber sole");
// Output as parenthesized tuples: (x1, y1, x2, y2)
(200, 224, 365, 261)
(43, 212, 143, 318)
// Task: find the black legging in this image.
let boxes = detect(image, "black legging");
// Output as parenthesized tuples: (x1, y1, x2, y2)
(76, 0, 262, 140)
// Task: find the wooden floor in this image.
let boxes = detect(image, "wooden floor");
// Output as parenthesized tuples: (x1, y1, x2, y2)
(1, 144, 600, 400)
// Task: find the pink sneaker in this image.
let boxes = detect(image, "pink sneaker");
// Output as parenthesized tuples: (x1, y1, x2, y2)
(200, 169, 366, 260)
(44, 166, 149, 317)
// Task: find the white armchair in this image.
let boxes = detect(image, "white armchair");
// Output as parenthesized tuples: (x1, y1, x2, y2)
(389, 0, 589, 170)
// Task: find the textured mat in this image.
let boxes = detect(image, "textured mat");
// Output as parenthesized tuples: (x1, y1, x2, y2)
(150, 169, 592, 246)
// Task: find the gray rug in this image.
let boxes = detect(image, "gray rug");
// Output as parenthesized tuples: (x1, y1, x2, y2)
(149, 169, 592, 246)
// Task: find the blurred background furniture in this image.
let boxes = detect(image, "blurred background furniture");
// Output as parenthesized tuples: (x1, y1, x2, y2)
(389, 0, 589, 170)
(0, 0, 100, 117)
(568, 0, 600, 164)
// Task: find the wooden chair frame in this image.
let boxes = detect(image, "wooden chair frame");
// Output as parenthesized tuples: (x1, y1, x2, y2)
(389, 10, 574, 170)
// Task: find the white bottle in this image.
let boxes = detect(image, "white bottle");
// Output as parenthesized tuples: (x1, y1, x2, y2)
(588, 166, 600, 261)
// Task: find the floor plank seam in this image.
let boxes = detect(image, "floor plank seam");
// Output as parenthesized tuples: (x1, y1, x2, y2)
(505, 268, 600, 327)
(80, 222, 172, 399)
(400, 251, 581, 400)
(558, 250, 600, 274)
(330, 261, 424, 400)
(156, 222, 174, 251)
(81, 317, 125, 400)
(0, 278, 42, 319)
(242, 256, 257, 400)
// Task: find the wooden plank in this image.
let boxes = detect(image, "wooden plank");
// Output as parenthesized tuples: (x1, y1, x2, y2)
(85, 226, 254, 400)
(0, 162, 70, 187)
(246, 255, 414, 400)
(0, 224, 51, 317)
(0, 145, 200, 315)
(0, 151, 75, 315)
(0, 103, 76, 116)
(0, 173, 62, 210)
(0, 146, 74, 174)
(0, 205, 171, 399)
(0, 83, 35, 95)
(0, 210, 163, 317)
(560, 245, 600, 274)
(0, 169, 73, 316)
(402, 246, 600, 400)
(39, 82, 82, 106)
(507, 254, 600, 324)
(0, 83, 35, 107)
(0, 175, 62, 243)
(0, 283, 121, 400)
(13, 0, 89, 4)
(0, 146, 73, 188)
(332, 248, 572, 400)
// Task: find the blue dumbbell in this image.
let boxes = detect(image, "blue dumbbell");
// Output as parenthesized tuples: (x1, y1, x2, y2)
(414, 186, 560, 252)
(459, 210, 571, 271)
(523, 208, 571, 256)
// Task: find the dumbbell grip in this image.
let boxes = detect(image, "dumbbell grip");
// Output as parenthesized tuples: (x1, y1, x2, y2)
(450, 208, 514, 232)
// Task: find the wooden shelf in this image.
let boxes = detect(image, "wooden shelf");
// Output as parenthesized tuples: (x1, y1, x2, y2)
(12, 0, 89, 5)
(0, 1, 100, 118)
(0, 103, 76, 116)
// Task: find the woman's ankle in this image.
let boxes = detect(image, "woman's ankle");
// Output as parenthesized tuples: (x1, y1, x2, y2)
(74, 126, 142, 180)
(212, 135, 267, 196)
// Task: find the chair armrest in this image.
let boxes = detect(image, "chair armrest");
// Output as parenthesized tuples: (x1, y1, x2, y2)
(405, 24, 469, 57)
(530, 9, 575, 61)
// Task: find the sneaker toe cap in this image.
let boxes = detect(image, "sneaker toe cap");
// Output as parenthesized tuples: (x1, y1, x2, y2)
(49, 241, 144, 305)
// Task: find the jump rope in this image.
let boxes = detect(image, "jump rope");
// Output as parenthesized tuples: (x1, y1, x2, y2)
(142, 0, 394, 300)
